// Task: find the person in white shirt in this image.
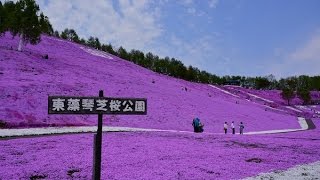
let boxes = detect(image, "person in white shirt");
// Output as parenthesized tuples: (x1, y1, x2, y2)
(231, 121, 235, 134)
(223, 122, 228, 134)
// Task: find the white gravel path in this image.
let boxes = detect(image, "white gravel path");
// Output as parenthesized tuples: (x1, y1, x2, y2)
(244, 161, 320, 180)
(246, 117, 308, 134)
(0, 117, 309, 137)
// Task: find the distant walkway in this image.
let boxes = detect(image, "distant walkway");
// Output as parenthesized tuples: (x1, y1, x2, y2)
(0, 117, 315, 139)
(245, 117, 315, 135)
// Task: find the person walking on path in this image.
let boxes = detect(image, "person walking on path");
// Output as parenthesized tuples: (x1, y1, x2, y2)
(224, 122, 228, 134)
(231, 121, 235, 134)
(239, 122, 244, 134)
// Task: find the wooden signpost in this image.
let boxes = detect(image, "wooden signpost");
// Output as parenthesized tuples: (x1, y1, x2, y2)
(48, 90, 147, 180)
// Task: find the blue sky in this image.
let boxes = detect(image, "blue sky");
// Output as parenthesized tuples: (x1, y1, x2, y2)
(33, 0, 320, 78)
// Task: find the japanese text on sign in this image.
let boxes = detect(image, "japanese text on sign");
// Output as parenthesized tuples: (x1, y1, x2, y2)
(48, 96, 147, 115)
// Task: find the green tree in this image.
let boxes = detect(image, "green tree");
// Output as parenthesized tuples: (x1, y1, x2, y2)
(39, 12, 53, 35)
(60, 29, 67, 39)
(0, 1, 5, 35)
(53, 30, 59, 38)
(168, 58, 187, 79)
(186, 66, 198, 82)
(2, 1, 17, 36)
(79, 38, 86, 45)
(281, 87, 295, 105)
(297, 88, 311, 105)
(101, 43, 116, 55)
(60, 28, 79, 42)
(142, 52, 154, 69)
(10, 0, 42, 51)
(86, 36, 96, 48)
(199, 70, 210, 83)
(297, 75, 311, 90)
(255, 77, 271, 89)
(286, 76, 298, 90)
(129, 49, 141, 64)
(117, 46, 129, 60)
(311, 76, 320, 91)
(94, 37, 101, 50)
(69, 29, 80, 43)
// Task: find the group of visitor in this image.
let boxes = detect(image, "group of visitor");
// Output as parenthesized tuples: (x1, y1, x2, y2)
(223, 121, 244, 134)
(192, 117, 245, 134)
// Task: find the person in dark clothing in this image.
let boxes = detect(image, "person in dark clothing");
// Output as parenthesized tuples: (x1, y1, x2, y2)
(239, 122, 244, 134)
(192, 117, 200, 132)
(192, 117, 204, 133)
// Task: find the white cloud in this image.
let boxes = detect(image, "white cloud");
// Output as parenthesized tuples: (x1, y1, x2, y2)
(187, 8, 196, 15)
(209, 0, 219, 8)
(36, 0, 163, 51)
(268, 30, 320, 78)
(289, 32, 320, 61)
(152, 34, 227, 74)
(181, 0, 193, 6)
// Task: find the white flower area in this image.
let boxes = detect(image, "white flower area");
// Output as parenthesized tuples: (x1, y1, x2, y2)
(209, 85, 240, 98)
(246, 92, 274, 103)
(285, 106, 303, 113)
(80, 46, 114, 59)
(244, 161, 320, 180)
(296, 105, 320, 115)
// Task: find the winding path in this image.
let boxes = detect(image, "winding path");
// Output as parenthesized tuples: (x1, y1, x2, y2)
(0, 117, 315, 139)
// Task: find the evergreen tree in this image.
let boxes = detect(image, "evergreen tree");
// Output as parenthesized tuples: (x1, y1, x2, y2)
(53, 30, 59, 38)
(129, 50, 145, 65)
(60, 28, 79, 42)
(281, 87, 295, 105)
(311, 76, 320, 91)
(94, 37, 101, 50)
(79, 38, 86, 45)
(199, 70, 210, 83)
(102, 43, 116, 55)
(186, 66, 197, 82)
(69, 29, 79, 42)
(286, 76, 298, 90)
(39, 12, 53, 35)
(142, 52, 153, 69)
(297, 88, 311, 105)
(0, 1, 5, 35)
(117, 46, 129, 60)
(297, 75, 311, 90)
(86, 36, 96, 48)
(12, 0, 42, 51)
(254, 77, 271, 89)
(2, 1, 18, 36)
(60, 28, 68, 39)
(168, 58, 186, 79)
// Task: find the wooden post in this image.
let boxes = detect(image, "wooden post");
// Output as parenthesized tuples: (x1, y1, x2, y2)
(93, 90, 103, 180)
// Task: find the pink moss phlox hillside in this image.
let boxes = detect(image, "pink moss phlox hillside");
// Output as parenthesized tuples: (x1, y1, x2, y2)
(0, 34, 301, 132)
